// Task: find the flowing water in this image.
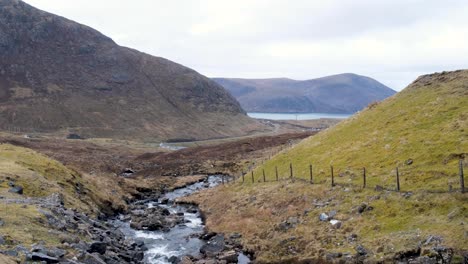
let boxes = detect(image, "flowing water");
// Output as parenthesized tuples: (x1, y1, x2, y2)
(115, 176, 250, 264)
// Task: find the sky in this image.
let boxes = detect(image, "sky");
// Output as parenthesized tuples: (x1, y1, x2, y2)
(24, 0, 468, 91)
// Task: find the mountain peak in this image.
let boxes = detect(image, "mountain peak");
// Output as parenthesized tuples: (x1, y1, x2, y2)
(214, 74, 396, 114)
(0, 0, 262, 140)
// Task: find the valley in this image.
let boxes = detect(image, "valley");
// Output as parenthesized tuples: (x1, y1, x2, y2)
(0, 1, 467, 264)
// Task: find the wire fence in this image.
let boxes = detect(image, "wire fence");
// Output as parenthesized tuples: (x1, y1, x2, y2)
(221, 159, 466, 194)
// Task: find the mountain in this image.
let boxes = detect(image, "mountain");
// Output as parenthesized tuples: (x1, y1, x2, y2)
(190, 70, 468, 262)
(0, 0, 263, 141)
(213, 73, 396, 113)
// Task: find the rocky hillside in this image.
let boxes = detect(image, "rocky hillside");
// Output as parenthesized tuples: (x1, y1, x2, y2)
(0, 0, 263, 141)
(189, 70, 468, 262)
(213, 73, 396, 113)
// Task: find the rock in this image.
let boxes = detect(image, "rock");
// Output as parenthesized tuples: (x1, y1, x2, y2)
(328, 210, 337, 219)
(330, 219, 342, 229)
(356, 245, 368, 256)
(433, 246, 453, 263)
(132, 251, 144, 261)
(187, 207, 198, 214)
(347, 234, 358, 242)
(405, 159, 413, 165)
(200, 234, 225, 257)
(200, 232, 217, 241)
(160, 198, 170, 204)
(402, 192, 413, 199)
(7, 181, 15, 187)
(180, 256, 193, 264)
(88, 241, 107, 255)
(168, 255, 180, 263)
(28, 252, 59, 263)
(357, 203, 367, 214)
(79, 253, 107, 264)
(218, 250, 238, 263)
(8, 186, 23, 194)
(319, 213, 329, 221)
(66, 133, 83, 139)
(287, 216, 299, 225)
(424, 235, 442, 245)
(48, 247, 67, 258)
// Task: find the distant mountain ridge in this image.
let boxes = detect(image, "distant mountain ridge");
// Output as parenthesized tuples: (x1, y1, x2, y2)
(0, 0, 263, 140)
(213, 73, 396, 113)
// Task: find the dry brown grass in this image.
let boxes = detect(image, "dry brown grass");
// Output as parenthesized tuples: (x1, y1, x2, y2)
(185, 181, 467, 263)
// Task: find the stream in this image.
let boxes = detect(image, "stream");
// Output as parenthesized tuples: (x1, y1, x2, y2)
(113, 175, 251, 264)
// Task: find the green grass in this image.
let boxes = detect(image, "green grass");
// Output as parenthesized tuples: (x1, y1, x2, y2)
(191, 71, 468, 262)
(253, 71, 467, 192)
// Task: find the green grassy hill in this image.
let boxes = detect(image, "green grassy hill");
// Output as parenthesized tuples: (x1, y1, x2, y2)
(254, 70, 467, 191)
(189, 70, 468, 263)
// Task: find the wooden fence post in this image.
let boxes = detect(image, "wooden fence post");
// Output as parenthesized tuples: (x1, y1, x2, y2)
(242, 171, 245, 183)
(275, 166, 279, 181)
(251, 171, 254, 183)
(309, 164, 313, 184)
(263, 169, 266, 182)
(363, 167, 366, 188)
(331, 165, 335, 187)
(460, 160, 465, 193)
(396, 167, 400, 192)
(290, 163, 293, 180)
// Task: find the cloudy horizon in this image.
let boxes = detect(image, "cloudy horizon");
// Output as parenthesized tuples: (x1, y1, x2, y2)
(24, 0, 468, 91)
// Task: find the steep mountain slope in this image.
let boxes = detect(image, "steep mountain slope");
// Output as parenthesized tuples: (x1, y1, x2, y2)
(188, 70, 468, 262)
(257, 70, 467, 187)
(213, 73, 396, 113)
(0, 0, 263, 140)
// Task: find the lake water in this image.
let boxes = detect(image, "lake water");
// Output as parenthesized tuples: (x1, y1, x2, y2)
(247, 112, 352, 120)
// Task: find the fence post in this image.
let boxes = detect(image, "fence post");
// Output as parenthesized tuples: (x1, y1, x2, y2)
(290, 163, 293, 180)
(251, 171, 254, 183)
(275, 166, 279, 181)
(363, 167, 366, 188)
(242, 171, 245, 183)
(263, 169, 266, 182)
(309, 164, 313, 184)
(331, 165, 335, 187)
(396, 167, 400, 192)
(460, 160, 465, 193)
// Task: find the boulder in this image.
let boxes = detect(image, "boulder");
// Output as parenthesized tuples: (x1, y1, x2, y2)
(357, 203, 367, 214)
(218, 250, 238, 263)
(356, 245, 368, 256)
(200, 234, 225, 257)
(319, 213, 329, 221)
(79, 253, 107, 264)
(87, 241, 107, 255)
(328, 210, 337, 218)
(28, 252, 59, 263)
(168, 255, 180, 263)
(8, 186, 23, 195)
(180, 256, 194, 264)
(330, 219, 342, 229)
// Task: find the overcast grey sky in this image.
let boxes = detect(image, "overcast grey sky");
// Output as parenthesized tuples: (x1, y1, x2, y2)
(24, 0, 468, 91)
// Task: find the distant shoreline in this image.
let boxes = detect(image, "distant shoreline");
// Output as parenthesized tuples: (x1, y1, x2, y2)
(247, 112, 352, 120)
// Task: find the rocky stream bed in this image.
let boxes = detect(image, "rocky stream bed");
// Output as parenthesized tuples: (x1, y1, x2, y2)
(0, 175, 252, 264)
